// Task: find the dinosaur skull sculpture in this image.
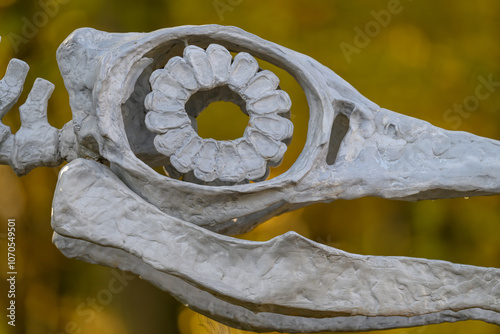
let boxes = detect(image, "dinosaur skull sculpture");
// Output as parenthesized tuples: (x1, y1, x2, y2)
(1, 26, 499, 332)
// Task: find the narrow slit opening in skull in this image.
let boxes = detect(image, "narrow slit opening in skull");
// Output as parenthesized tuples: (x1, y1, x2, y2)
(326, 112, 350, 165)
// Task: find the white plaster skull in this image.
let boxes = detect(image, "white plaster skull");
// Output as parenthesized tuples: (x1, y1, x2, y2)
(1, 25, 499, 332)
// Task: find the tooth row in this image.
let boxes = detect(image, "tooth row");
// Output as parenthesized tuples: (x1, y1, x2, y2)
(144, 44, 293, 183)
(152, 124, 288, 183)
(146, 45, 291, 126)
(155, 132, 277, 183)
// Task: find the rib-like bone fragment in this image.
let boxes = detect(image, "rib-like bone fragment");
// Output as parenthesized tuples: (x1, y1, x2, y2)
(0, 59, 62, 175)
(0, 59, 29, 116)
(0, 59, 28, 164)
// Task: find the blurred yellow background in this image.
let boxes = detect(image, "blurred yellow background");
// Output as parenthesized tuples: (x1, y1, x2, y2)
(1, 0, 500, 333)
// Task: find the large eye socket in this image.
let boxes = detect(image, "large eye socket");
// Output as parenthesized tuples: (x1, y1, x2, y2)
(134, 44, 294, 186)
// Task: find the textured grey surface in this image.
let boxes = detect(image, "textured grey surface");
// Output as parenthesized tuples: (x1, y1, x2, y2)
(51, 158, 500, 331)
(1, 26, 499, 331)
(52, 233, 500, 333)
(0, 58, 61, 175)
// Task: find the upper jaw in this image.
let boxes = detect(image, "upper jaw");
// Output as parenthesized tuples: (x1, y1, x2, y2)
(53, 26, 500, 233)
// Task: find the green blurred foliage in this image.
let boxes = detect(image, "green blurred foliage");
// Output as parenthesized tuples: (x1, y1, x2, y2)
(0, 0, 500, 333)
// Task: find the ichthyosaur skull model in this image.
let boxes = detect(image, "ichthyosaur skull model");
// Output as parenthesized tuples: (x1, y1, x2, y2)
(0, 26, 499, 332)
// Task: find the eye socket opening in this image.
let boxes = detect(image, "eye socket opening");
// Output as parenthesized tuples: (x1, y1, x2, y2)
(185, 85, 249, 141)
(193, 101, 249, 141)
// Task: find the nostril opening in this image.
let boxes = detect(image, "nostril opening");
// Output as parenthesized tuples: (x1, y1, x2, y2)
(326, 112, 350, 165)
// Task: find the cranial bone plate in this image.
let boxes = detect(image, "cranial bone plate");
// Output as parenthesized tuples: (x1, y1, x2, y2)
(1, 25, 500, 332)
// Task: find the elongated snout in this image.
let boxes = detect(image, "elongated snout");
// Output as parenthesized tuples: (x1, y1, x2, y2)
(300, 106, 500, 203)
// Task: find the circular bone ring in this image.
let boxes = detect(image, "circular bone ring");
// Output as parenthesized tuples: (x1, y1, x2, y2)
(145, 44, 293, 184)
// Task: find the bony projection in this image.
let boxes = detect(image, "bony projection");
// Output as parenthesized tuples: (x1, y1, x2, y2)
(0, 26, 499, 332)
